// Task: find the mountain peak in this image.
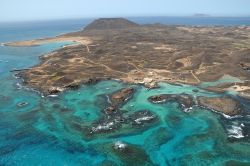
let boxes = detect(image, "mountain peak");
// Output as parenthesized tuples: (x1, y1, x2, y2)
(84, 18, 139, 30)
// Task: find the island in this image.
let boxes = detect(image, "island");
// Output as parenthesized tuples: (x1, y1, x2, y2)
(6, 18, 250, 116)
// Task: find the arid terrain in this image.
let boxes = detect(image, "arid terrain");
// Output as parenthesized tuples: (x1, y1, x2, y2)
(6, 18, 250, 99)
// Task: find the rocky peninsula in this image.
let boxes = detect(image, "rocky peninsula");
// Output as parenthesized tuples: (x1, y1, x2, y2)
(7, 18, 250, 116)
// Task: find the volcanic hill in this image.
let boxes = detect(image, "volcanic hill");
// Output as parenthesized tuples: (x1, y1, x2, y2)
(7, 18, 250, 100)
(84, 18, 139, 30)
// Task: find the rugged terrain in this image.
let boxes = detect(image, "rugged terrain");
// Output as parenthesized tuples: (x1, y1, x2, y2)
(7, 18, 250, 99)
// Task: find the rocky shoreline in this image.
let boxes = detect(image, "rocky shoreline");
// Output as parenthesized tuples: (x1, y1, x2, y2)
(148, 94, 194, 108)
(148, 94, 244, 116)
(66, 83, 247, 140)
(8, 18, 250, 97)
(197, 96, 242, 116)
(7, 18, 250, 117)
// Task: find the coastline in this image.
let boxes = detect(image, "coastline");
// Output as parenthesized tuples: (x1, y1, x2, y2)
(1, 18, 250, 165)
(5, 22, 250, 117)
(3, 36, 91, 47)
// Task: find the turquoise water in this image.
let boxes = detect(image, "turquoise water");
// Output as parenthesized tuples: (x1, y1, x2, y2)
(199, 75, 243, 88)
(0, 20, 250, 166)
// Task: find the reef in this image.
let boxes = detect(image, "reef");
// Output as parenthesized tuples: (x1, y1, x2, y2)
(148, 94, 194, 109)
(96, 141, 155, 166)
(89, 109, 159, 138)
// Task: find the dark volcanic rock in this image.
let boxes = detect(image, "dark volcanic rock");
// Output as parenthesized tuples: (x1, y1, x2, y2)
(90, 110, 158, 135)
(47, 87, 64, 95)
(148, 95, 167, 103)
(84, 18, 139, 30)
(148, 94, 194, 108)
(101, 87, 135, 123)
(86, 78, 100, 84)
(47, 88, 60, 95)
(192, 89, 199, 93)
(105, 106, 116, 114)
(240, 63, 250, 71)
(111, 142, 155, 166)
(63, 82, 81, 89)
(110, 87, 135, 107)
(17, 102, 28, 107)
(97, 142, 155, 166)
(177, 94, 195, 108)
(197, 96, 242, 116)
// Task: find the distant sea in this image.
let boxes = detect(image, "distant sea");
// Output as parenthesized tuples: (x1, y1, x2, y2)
(1, 16, 250, 42)
(129, 16, 250, 26)
(0, 19, 92, 43)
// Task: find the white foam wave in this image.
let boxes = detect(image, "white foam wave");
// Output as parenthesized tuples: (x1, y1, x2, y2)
(16, 82, 22, 90)
(92, 122, 114, 132)
(48, 94, 58, 98)
(153, 99, 166, 104)
(114, 141, 127, 150)
(222, 113, 243, 119)
(106, 95, 112, 104)
(227, 123, 244, 139)
(135, 116, 154, 124)
(183, 106, 193, 113)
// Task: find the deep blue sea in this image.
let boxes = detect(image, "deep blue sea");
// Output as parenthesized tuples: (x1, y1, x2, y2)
(129, 16, 250, 26)
(0, 17, 250, 166)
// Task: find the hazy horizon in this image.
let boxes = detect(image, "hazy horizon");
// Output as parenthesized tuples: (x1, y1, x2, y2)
(1, 15, 250, 24)
(1, 0, 250, 23)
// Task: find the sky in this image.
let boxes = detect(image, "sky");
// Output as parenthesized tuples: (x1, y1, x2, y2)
(1, 0, 250, 22)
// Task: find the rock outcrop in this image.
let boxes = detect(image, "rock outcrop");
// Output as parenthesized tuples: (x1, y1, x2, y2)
(197, 96, 242, 116)
(148, 94, 194, 108)
(109, 87, 135, 107)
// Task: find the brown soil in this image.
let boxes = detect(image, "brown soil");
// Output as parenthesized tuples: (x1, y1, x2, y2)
(7, 18, 250, 96)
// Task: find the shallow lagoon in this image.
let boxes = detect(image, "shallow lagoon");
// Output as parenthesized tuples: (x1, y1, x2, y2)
(0, 24, 250, 166)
